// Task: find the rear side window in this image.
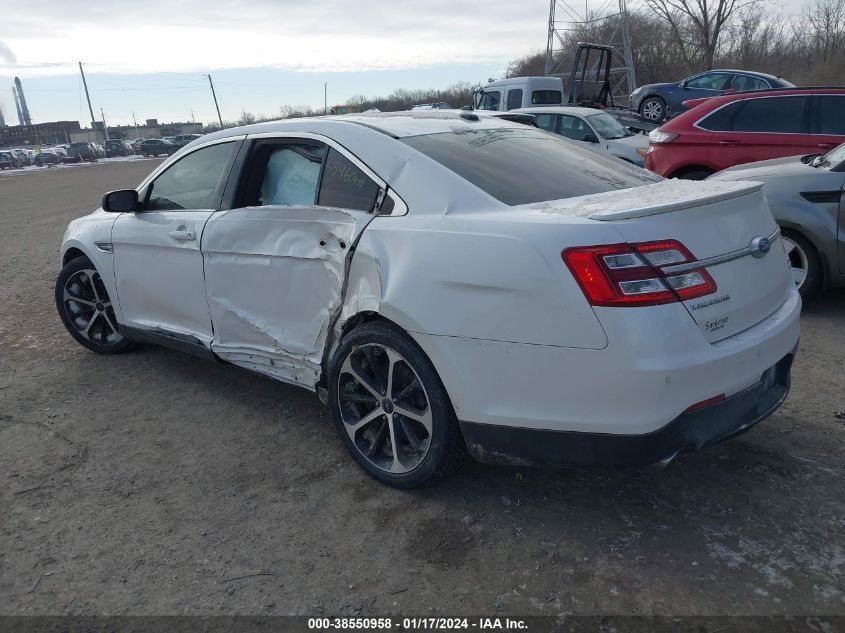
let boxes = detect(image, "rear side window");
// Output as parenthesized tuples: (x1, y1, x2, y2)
(731, 96, 807, 133)
(534, 113, 558, 133)
(532, 90, 562, 105)
(731, 75, 769, 91)
(260, 145, 324, 206)
(815, 96, 845, 135)
(697, 101, 744, 131)
(402, 127, 660, 206)
(506, 89, 523, 111)
(317, 148, 380, 212)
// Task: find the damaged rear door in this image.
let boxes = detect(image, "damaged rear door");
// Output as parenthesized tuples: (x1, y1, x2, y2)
(202, 134, 386, 388)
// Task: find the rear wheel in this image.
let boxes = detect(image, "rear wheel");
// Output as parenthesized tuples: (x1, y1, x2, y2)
(55, 256, 133, 354)
(672, 167, 713, 181)
(781, 229, 821, 300)
(327, 321, 464, 488)
(639, 96, 666, 123)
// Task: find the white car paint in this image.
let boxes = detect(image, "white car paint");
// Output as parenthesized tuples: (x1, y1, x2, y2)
(59, 112, 799, 453)
(513, 106, 650, 165)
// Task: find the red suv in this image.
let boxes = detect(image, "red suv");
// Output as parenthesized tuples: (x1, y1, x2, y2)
(644, 88, 845, 179)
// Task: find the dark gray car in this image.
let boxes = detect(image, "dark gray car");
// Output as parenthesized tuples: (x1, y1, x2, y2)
(709, 143, 845, 300)
(630, 70, 794, 123)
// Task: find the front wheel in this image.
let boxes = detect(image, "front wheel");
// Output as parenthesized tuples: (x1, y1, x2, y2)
(781, 229, 821, 300)
(55, 256, 134, 354)
(327, 321, 464, 488)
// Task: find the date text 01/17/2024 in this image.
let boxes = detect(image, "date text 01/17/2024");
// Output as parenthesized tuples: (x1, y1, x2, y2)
(307, 617, 529, 630)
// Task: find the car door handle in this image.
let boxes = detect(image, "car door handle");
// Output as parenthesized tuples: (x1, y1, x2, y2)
(168, 230, 196, 242)
(718, 140, 741, 146)
(818, 143, 836, 148)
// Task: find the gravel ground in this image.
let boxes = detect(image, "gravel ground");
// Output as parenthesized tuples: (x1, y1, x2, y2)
(0, 160, 843, 616)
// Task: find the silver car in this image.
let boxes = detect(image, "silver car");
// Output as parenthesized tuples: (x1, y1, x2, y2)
(710, 143, 845, 300)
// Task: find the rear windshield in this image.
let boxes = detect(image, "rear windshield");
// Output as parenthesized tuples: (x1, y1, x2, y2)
(402, 127, 660, 206)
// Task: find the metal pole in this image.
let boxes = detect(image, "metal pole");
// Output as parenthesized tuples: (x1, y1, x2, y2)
(100, 108, 110, 140)
(78, 62, 100, 142)
(545, 0, 556, 75)
(207, 74, 223, 128)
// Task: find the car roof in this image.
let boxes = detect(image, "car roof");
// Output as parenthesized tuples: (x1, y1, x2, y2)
(512, 106, 603, 117)
(704, 69, 785, 81)
(198, 111, 520, 144)
(694, 86, 845, 108)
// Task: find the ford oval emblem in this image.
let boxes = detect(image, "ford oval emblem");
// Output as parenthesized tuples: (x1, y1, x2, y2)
(750, 236, 771, 258)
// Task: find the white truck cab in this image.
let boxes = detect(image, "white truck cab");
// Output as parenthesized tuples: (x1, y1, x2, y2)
(474, 77, 564, 111)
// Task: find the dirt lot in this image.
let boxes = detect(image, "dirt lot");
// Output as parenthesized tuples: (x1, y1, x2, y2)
(0, 160, 843, 617)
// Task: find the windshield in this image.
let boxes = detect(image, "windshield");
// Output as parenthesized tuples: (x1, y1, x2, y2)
(402, 127, 660, 206)
(815, 143, 845, 169)
(586, 113, 630, 139)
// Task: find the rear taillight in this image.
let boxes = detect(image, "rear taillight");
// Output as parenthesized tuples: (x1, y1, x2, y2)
(562, 240, 716, 307)
(648, 129, 678, 144)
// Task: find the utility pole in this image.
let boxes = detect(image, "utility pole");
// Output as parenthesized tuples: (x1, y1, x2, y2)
(206, 74, 223, 129)
(78, 62, 100, 142)
(132, 111, 138, 133)
(191, 109, 195, 124)
(324, 82, 328, 114)
(100, 108, 110, 140)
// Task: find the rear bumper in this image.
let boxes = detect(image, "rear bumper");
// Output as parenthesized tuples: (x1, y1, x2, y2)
(460, 352, 793, 467)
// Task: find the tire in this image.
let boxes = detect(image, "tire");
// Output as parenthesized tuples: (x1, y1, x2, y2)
(673, 167, 713, 181)
(327, 320, 465, 488)
(639, 96, 666, 123)
(780, 229, 821, 301)
(142, 152, 149, 157)
(55, 256, 134, 354)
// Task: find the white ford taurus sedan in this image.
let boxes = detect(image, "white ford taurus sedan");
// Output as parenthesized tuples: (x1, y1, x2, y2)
(56, 111, 800, 487)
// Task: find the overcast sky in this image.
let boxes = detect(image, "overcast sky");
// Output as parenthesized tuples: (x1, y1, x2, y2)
(0, 0, 804, 128)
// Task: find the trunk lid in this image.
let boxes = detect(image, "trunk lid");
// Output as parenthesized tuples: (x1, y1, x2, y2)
(528, 179, 793, 343)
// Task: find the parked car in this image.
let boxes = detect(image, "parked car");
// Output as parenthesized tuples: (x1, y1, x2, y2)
(630, 70, 794, 123)
(138, 139, 178, 157)
(11, 148, 33, 166)
(35, 150, 62, 166)
(104, 139, 130, 157)
(55, 112, 799, 487)
(67, 142, 97, 162)
(0, 151, 16, 169)
(171, 134, 203, 148)
(644, 88, 845, 179)
(513, 106, 649, 166)
(709, 143, 845, 300)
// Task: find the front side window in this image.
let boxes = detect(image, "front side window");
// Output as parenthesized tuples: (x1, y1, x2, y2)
(317, 148, 380, 212)
(587, 113, 629, 139)
(685, 72, 732, 90)
(478, 91, 501, 111)
(816, 96, 845, 135)
(402, 127, 660, 206)
(532, 90, 562, 105)
(558, 115, 589, 141)
(731, 75, 769, 91)
(146, 142, 234, 211)
(731, 96, 807, 133)
(506, 89, 523, 111)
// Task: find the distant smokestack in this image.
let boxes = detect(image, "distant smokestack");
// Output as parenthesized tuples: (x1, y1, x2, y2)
(0, 103, 5, 127)
(13, 85, 24, 126)
(14, 77, 31, 126)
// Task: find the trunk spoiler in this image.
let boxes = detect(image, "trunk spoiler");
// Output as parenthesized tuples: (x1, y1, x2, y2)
(523, 179, 764, 221)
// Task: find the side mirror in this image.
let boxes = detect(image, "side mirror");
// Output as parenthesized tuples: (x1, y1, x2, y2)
(102, 189, 138, 213)
(582, 133, 599, 143)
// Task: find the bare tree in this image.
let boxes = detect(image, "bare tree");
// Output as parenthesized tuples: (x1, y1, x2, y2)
(644, 0, 755, 70)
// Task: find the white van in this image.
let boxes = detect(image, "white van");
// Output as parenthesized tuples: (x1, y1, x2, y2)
(474, 77, 564, 111)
